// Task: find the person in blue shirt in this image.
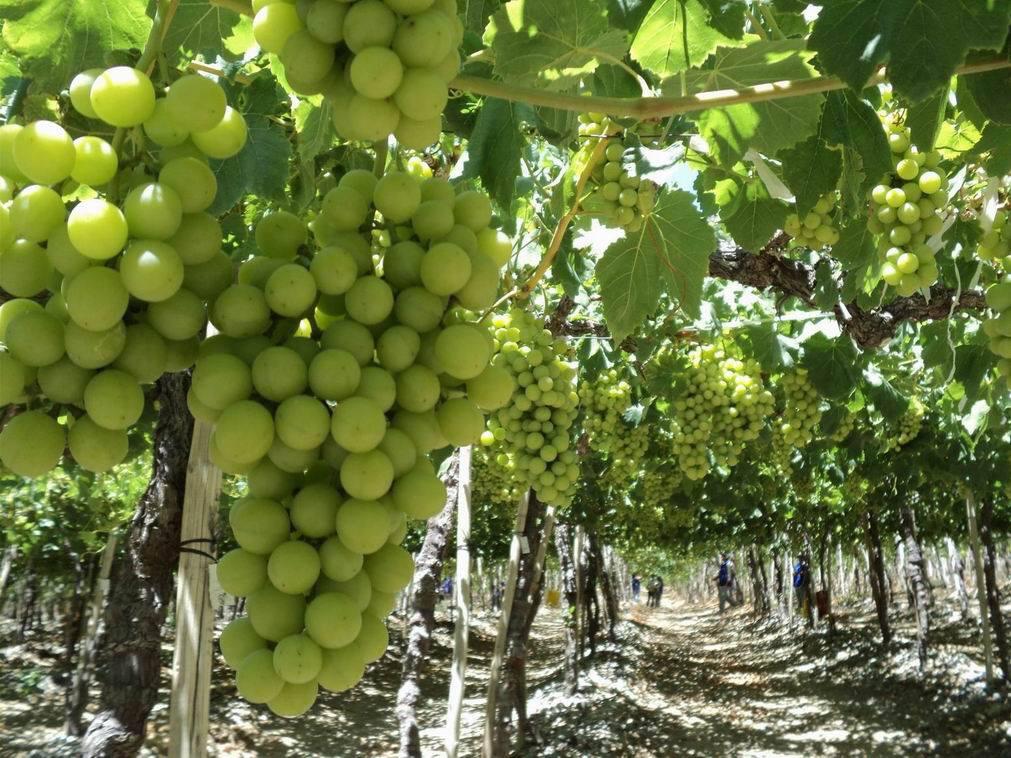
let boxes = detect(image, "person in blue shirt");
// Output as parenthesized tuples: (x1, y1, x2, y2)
(793, 556, 810, 613)
(716, 553, 735, 612)
(631, 573, 641, 602)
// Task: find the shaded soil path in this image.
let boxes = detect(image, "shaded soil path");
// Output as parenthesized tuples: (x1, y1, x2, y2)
(3, 595, 1010, 756)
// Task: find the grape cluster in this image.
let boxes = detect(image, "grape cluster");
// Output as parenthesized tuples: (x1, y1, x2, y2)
(577, 368, 632, 452)
(984, 279, 1011, 380)
(868, 120, 947, 297)
(777, 369, 822, 449)
(202, 172, 512, 716)
(576, 114, 658, 232)
(252, 0, 461, 149)
(978, 209, 1010, 264)
(639, 465, 682, 509)
(659, 344, 774, 481)
(471, 445, 523, 508)
(0, 69, 246, 478)
(784, 193, 840, 250)
(481, 309, 580, 507)
(881, 398, 924, 452)
(829, 409, 856, 443)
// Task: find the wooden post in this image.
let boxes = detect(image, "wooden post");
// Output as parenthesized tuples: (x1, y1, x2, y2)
(446, 446, 472, 758)
(482, 490, 530, 758)
(967, 492, 995, 684)
(168, 420, 221, 758)
(574, 526, 584, 656)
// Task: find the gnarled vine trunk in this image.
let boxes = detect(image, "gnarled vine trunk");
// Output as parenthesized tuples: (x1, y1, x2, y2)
(396, 456, 458, 758)
(864, 509, 892, 646)
(591, 533, 618, 641)
(946, 536, 970, 620)
(493, 492, 547, 753)
(82, 373, 193, 758)
(554, 522, 579, 694)
(900, 506, 931, 670)
(979, 498, 1011, 681)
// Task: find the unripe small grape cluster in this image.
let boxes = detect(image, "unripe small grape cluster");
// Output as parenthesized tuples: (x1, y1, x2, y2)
(481, 309, 580, 507)
(639, 465, 683, 510)
(0, 69, 245, 478)
(777, 369, 822, 449)
(659, 344, 774, 480)
(829, 409, 856, 443)
(600, 422, 649, 487)
(977, 209, 1010, 264)
(981, 279, 1011, 380)
(471, 445, 523, 508)
(576, 113, 658, 232)
(868, 120, 948, 297)
(784, 193, 840, 250)
(577, 368, 633, 453)
(881, 398, 924, 452)
(252, 0, 461, 149)
(202, 172, 513, 717)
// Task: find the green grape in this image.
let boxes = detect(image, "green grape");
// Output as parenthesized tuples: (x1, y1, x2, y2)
(0, 411, 65, 477)
(306, 0, 348, 44)
(191, 107, 248, 159)
(280, 30, 337, 86)
(374, 172, 421, 224)
(70, 137, 118, 189)
(336, 498, 391, 554)
(123, 182, 183, 240)
(256, 211, 307, 259)
(343, 0, 397, 52)
(12, 120, 76, 185)
(230, 497, 292, 556)
(69, 68, 103, 119)
(392, 9, 453, 67)
(276, 394, 331, 450)
(165, 75, 227, 133)
(394, 115, 442, 151)
(345, 275, 394, 324)
(310, 246, 359, 295)
(435, 324, 489, 380)
(265, 263, 318, 317)
(89, 67, 157, 127)
(9, 185, 66, 243)
(36, 357, 91, 405)
(143, 100, 190, 148)
(65, 266, 129, 331)
(349, 47, 404, 100)
(0, 239, 51, 297)
(267, 680, 318, 718)
(211, 284, 272, 338)
(340, 449, 394, 500)
(308, 349, 362, 401)
(64, 320, 127, 369)
(252, 3, 304, 54)
(5, 310, 65, 367)
(392, 68, 447, 121)
(68, 415, 129, 473)
(83, 369, 145, 430)
(159, 157, 218, 214)
(376, 325, 420, 372)
(331, 396, 386, 453)
(252, 346, 308, 402)
(145, 288, 206, 341)
(112, 323, 168, 383)
(167, 212, 222, 266)
(119, 240, 184, 303)
(66, 199, 128, 260)
(192, 353, 253, 410)
(419, 242, 471, 295)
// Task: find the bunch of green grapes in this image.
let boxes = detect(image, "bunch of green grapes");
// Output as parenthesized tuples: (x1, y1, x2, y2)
(881, 398, 924, 452)
(198, 172, 514, 717)
(577, 367, 633, 453)
(0, 67, 246, 478)
(575, 114, 658, 232)
(829, 409, 857, 442)
(657, 344, 774, 481)
(983, 279, 1011, 380)
(600, 422, 649, 487)
(471, 446, 523, 507)
(977, 209, 1010, 263)
(777, 369, 822, 449)
(784, 193, 840, 250)
(482, 309, 580, 507)
(868, 119, 947, 297)
(639, 464, 682, 510)
(252, 0, 462, 149)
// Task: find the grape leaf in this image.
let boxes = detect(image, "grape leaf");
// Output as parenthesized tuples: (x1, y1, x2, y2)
(969, 123, 1011, 176)
(675, 40, 824, 164)
(809, 0, 1011, 102)
(294, 100, 336, 164)
(630, 0, 745, 78)
(965, 65, 1011, 124)
(484, 0, 629, 91)
(458, 97, 533, 211)
(954, 344, 994, 402)
(699, 0, 748, 39)
(596, 190, 715, 342)
(606, 0, 653, 32)
(739, 322, 797, 372)
(906, 89, 947, 150)
(720, 180, 788, 252)
(861, 365, 909, 420)
(156, 0, 251, 65)
(822, 91, 892, 195)
(800, 334, 861, 400)
(209, 116, 291, 216)
(0, 0, 151, 92)
(779, 132, 842, 217)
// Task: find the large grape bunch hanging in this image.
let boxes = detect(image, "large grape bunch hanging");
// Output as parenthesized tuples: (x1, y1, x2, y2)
(199, 168, 513, 717)
(784, 193, 840, 250)
(0, 67, 245, 476)
(881, 398, 924, 452)
(654, 343, 774, 481)
(575, 114, 658, 231)
(776, 369, 823, 449)
(481, 309, 581, 507)
(253, 0, 462, 148)
(868, 116, 949, 297)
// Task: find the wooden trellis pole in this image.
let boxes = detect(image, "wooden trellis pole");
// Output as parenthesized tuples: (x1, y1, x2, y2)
(445, 446, 472, 758)
(168, 420, 221, 758)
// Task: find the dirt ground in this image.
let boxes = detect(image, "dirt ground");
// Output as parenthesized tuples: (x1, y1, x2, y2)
(2, 590, 1010, 757)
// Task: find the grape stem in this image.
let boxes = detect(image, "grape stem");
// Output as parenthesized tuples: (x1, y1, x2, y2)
(372, 139, 389, 178)
(138, 0, 181, 75)
(519, 136, 610, 298)
(209, 0, 253, 16)
(450, 57, 1011, 119)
